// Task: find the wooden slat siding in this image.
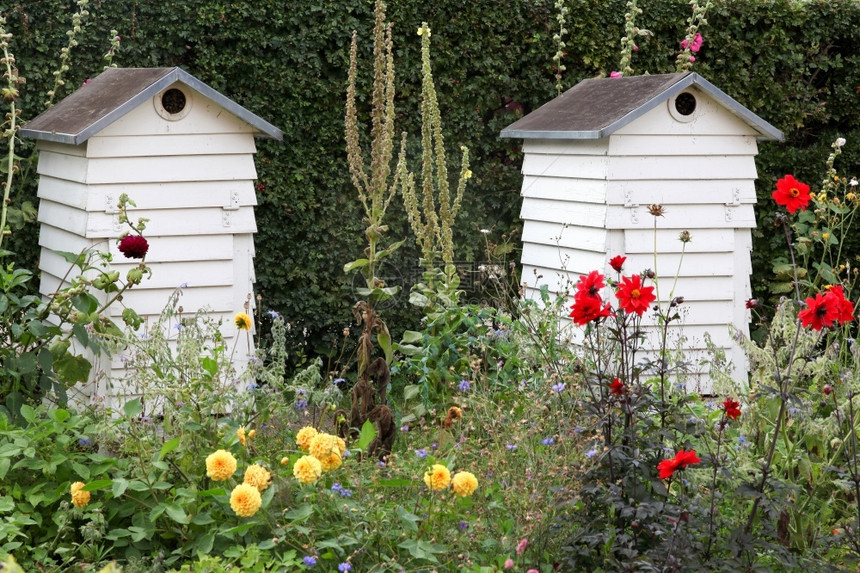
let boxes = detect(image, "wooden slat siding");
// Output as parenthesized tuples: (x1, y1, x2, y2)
(624, 228, 734, 254)
(523, 139, 609, 156)
(84, 206, 257, 238)
(37, 152, 89, 183)
(36, 176, 91, 210)
(608, 134, 758, 156)
(523, 267, 737, 302)
(97, 88, 256, 138)
(625, 252, 735, 278)
(82, 181, 257, 212)
(607, 155, 758, 181)
(37, 199, 90, 236)
(84, 154, 258, 184)
(520, 176, 607, 203)
(37, 141, 88, 157)
(614, 88, 760, 138)
(521, 198, 607, 227)
(606, 204, 756, 230)
(606, 179, 757, 206)
(38, 224, 92, 254)
(555, 315, 737, 350)
(107, 260, 235, 289)
(521, 222, 607, 252)
(86, 133, 257, 158)
(106, 287, 236, 316)
(103, 234, 234, 263)
(522, 153, 608, 179)
(522, 243, 606, 277)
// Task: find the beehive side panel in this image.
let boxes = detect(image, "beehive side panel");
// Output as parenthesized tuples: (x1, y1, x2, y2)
(37, 199, 89, 236)
(85, 206, 257, 238)
(608, 134, 758, 156)
(86, 133, 257, 158)
(521, 198, 607, 227)
(36, 151, 90, 183)
(607, 180, 757, 206)
(522, 153, 608, 179)
(520, 175, 606, 203)
(86, 154, 258, 184)
(607, 155, 758, 181)
(85, 181, 257, 213)
(521, 221, 607, 252)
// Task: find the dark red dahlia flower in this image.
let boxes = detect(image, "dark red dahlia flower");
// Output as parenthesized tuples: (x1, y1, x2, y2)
(118, 234, 149, 259)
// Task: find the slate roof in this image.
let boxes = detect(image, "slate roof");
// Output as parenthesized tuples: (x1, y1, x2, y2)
(21, 67, 283, 145)
(500, 72, 783, 141)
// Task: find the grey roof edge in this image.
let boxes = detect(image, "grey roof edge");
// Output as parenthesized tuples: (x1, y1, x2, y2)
(20, 67, 283, 145)
(501, 73, 784, 142)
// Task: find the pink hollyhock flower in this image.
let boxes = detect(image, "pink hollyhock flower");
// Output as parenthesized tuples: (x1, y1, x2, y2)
(610, 71, 623, 78)
(504, 558, 515, 569)
(689, 56, 696, 63)
(680, 33, 703, 53)
(516, 538, 528, 555)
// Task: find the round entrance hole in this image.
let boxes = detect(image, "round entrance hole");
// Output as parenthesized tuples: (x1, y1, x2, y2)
(674, 92, 697, 116)
(161, 88, 187, 114)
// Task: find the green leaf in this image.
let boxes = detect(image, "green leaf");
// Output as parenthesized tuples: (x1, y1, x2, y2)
(52, 352, 91, 384)
(343, 258, 369, 273)
(123, 398, 143, 419)
(112, 478, 129, 498)
(396, 506, 421, 532)
(403, 384, 421, 401)
(283, 503, 313, 522)
(164, 503, 189, 524)
(159, 437, 181, 460)
(355, 419, 376, 451)
(401, 330, 423, 344)
(193, 531, 215, 554)
(81, 480, 113, 491)
(18, 404, 36, 425)
(50, 408, 70, 423)
(0, 496, 15, 513)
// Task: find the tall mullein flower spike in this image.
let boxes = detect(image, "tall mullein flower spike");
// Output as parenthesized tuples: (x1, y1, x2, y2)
(0, 17, 25, 251)
(45, 0, 90, 108)
(400, 23, 470, 273)
(552, 0, 570, 95)
(675, 0, 712, 72)
(618, 0, 645, 76)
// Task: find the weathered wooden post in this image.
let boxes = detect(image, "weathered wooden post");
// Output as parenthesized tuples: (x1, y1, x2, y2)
(501, 72, 782, 391)
(22, 67, 282, 402)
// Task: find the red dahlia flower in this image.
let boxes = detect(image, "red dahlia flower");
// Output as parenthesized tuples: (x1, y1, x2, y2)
(722, 398, 741, 420)
(826, 285, 855, 324)
(657, 449, 701, 479)
(798, 292, 838, 330)
(609, 378, 624, 396)
(118, 234, 149, 259)
(609, 255, 626, 273)
(772, 174, 811, 213)
(574, 270, 606, 301)
(570, 295, 612, 326)
(615, 274, 656, 316)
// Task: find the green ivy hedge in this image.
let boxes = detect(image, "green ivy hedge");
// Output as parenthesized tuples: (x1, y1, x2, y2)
(3, 0, 858, 373)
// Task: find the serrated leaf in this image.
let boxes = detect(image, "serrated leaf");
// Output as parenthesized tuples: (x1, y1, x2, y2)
(123, 398, 143, 419)
(283, 503, 313, 521)
(356, 419, 376, 451)
(159, 437, 181, 460)
(81, 480, 113, 491)
(401, 330, 423, 344)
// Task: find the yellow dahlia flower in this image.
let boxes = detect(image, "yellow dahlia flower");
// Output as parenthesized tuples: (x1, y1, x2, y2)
(293, 455, 322, 484)
(243, 464, 272, 492)
(70, 481, 90, 508)
(229, 483, 262, 517)
(205, 449, 237, 481)
(237, 426, 247, 447)
(296, 426, 318, 451)
(234, 312, 253, 331)
(335, 436, 347, 455)
(318, 452, 343, 472)
(309, 432, 339, 459)
(280, 456, 290, 466)
(423, 464, 451, 491)
(451, 471, 479, 497)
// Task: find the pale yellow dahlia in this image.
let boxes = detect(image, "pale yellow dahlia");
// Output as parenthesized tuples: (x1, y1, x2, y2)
(229, 483, 262, 517)
(309, 432, 339, 459)
(293, 455, 323, 484)
(243, 464, 272, 492)
(237, 426, 247, 446)
(70, 481, 90, 508)
(451, 471, 479, 497)
(423, 464, 451, 491)
(335, 436, 347, 455)
(234, 312, 253, 331)
(296, 426, 318, 451)
(318, 451, 343, 472)
(205, 449, 237, 481)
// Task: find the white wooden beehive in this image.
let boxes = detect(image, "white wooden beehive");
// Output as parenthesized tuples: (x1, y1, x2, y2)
(501, 73, 783, 392)
(21, 67, 282, 403)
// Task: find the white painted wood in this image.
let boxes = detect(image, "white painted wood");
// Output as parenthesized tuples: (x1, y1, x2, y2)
(85, 154, 258, 184)
(84, 206, 257, 238)
(38, 224, 92, 254)
(606, 204, 756, 230)
(521, 221, 607, 252)
(36, 152, 89, 183)
(521, 243, 606, 275)
(624, 252, 736, 278)
(86, 133, 257, 158)
(624, 228, 735, 254)
(106, 286, 237, 316)
(523, 139, 609, 156)
(521, 197, 607, 227)
(615, 88, 759, 138)
(607, 155, 758, 180)
(606, 179, 757, 206)
(107, 260, 235, 289)
(106, 234, 235, 263)
(97, 86, 256, 138)
(37, 199, 90, 236)
(608, 134, 758, 156)
(36, 176, 91, 210)
(522, 153, 608, 179)
(38, 141, 88, 157)
(520, 176, 607, 203)
(84, 181, 257, 212)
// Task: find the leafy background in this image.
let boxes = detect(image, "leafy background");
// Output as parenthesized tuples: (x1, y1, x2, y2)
(3, 0, 859, 372)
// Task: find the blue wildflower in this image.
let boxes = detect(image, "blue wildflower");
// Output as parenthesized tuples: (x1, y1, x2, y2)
(415, 448, 428, 458)
(333, 378, 346, 386)
(552, 382, 566, 393)
(401, 424, 410, 432)
(267, 309, 281, 319)
(541, 437, 555, 446)
(585, 448, 598, 458)
(78, 438, 92, 447)
(295, 399, 308, 411)
(458, 379, 471, 392)
(246, 382, 259, 390)
(459, 521, 468, 531)
(338, 563, 352, 572)
(505, 444, 518, 450)
(303, 556, 317, 567)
